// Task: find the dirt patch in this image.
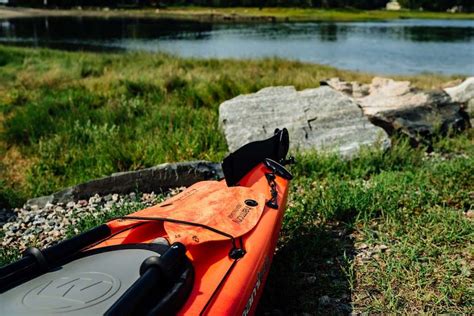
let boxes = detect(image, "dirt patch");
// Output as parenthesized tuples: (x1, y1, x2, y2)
(1, 145, 33, 187)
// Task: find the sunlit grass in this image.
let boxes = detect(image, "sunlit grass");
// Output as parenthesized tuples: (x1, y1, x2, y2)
(0, 45, 460, 208)
(261, 131, 473, 314)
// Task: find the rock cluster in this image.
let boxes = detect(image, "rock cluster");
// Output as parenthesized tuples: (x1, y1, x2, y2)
(26, 160, 223, 208)
(323, 77, 472, 147)
(1, 190, 183, 253)
(219, 77, 472, 156)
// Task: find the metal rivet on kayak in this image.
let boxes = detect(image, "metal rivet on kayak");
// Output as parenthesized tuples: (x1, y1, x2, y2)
(244, 199, 258, 207)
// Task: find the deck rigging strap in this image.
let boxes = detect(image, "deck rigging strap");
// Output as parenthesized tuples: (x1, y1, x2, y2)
(110, 216, 239, 249)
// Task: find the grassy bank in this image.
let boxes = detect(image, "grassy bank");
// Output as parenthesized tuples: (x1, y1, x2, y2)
(1, 6, 474, 21)
(0, 46, 472, 313)
(0, 45, 459, 208)
(156, 7, 474, 21)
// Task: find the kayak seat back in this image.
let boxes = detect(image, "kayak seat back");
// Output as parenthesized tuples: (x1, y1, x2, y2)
(222, 128, 290, 187)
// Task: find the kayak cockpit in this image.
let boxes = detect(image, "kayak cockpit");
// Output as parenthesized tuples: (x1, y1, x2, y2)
(1, 242, 193, 315)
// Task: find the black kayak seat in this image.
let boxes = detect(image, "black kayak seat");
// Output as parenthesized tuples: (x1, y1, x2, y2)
(0, 243, 193, 316)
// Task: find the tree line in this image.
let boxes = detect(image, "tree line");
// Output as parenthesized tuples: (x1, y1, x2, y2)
(7, 0, 474, 12)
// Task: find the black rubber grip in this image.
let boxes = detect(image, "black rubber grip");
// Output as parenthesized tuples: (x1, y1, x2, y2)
(105, 243, 187, 316)
(105, 265, 161, 316)
(0, 224, 111, 292)
(42, 224, 111, 263)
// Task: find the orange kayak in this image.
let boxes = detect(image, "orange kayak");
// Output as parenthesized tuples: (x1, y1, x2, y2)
(0, 129, 293, 316)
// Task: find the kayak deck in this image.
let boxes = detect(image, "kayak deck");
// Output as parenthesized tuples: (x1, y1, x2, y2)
(98, 163, 290, 315)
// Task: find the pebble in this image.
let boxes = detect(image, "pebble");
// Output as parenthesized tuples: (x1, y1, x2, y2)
(66, 201, 75, 209)
(0, 191, 175, 252)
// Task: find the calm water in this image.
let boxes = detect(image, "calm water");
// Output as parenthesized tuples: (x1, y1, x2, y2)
(0, 17, 473, 75)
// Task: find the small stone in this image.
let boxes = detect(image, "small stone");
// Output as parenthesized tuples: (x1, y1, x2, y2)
(66, 201, 75, 209)
(465, 210, 474, 218)
(89, 194, 102, 204)
(78, 200, 88, 207)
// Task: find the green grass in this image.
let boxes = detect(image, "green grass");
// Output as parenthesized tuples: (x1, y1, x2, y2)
(0, 45, 459, 208)
(154, 7, 474, 22)
(260, 133, 473, 314)
(0, 46, 473, 313)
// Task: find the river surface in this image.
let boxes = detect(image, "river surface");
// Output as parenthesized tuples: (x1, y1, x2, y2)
(0, 17, 473, 75)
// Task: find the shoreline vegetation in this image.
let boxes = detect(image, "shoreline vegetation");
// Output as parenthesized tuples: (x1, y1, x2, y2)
(0, 46, 473, 313)
(1, 6, 474, 22)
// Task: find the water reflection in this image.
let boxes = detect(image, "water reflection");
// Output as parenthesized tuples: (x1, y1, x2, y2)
(0, 17, 213, 41)
(401, 25, 474, 42)
(0, 17, 473, 75)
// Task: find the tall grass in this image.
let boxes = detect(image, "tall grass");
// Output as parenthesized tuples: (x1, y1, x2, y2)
(1, 45, 460, 208)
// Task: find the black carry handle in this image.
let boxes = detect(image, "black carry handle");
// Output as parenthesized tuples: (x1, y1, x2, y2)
(0, 224, 111, 292)
(105, 242, 187, 316)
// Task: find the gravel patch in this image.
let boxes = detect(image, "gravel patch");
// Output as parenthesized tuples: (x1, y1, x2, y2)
(1, 188, 184, 253)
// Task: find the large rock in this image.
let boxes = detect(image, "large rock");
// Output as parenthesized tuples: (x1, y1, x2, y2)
(219, 86, 389, 156)
(444, 77, 474, 125)
(322, 77, 470, 146)
(26, 161, 223, 208)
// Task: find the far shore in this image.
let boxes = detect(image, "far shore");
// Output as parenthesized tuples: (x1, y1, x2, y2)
(1, 6, 474, 22)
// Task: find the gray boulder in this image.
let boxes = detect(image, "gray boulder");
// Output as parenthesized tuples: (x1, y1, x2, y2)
(219, 86, 389, 156)
(322, 77, 470, 146)
(444, 77, 474, 125)
(26, 161, 223, 208)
